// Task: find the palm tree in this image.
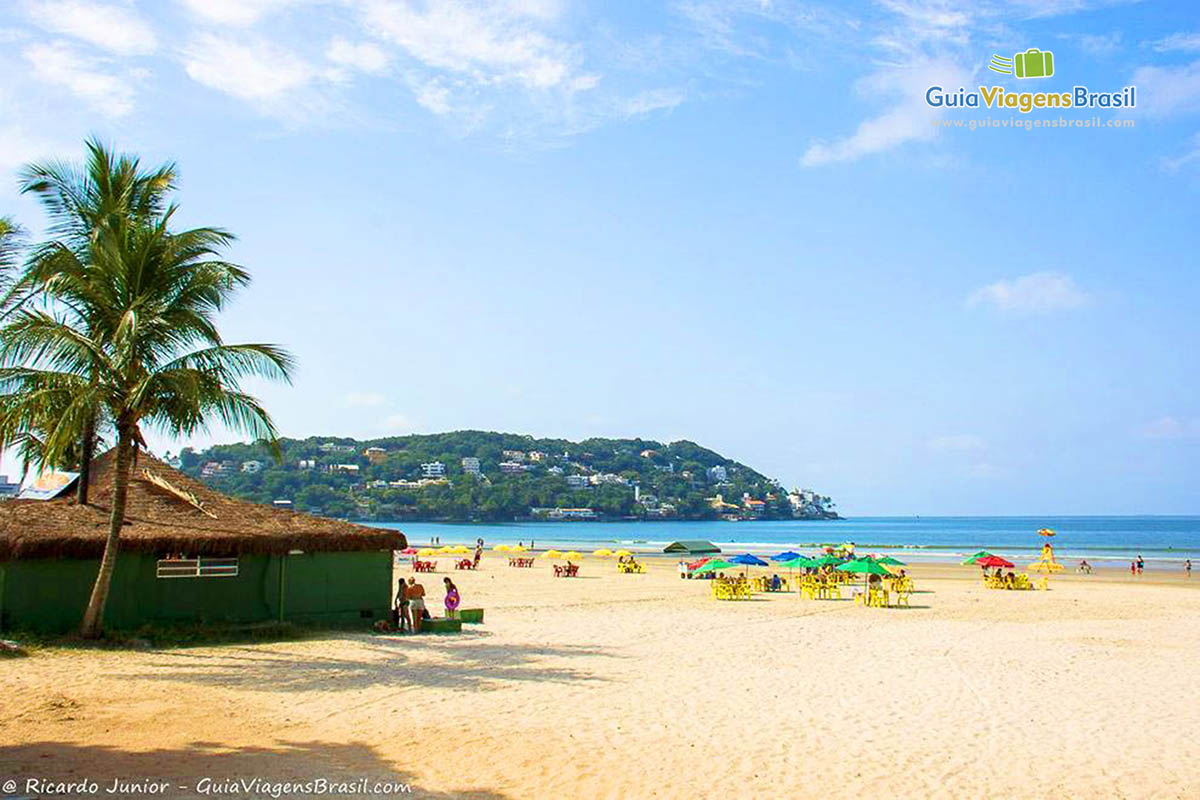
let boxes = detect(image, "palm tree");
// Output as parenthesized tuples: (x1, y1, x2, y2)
(12, 139, 176, 503)
(0, 216, 23, 307)
(0, 203, 293, 638)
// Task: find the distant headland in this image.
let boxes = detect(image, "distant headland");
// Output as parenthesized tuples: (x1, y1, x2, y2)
(172, 431, 840, 523)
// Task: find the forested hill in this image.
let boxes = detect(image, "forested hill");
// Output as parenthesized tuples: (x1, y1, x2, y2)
(174, 431, 838, 523)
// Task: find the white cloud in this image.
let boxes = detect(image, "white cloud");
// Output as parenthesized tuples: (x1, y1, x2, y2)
(1138, 416, 1200, 440)
(801, 56, 971, 167)
(381, 412, 415, 432)
(361, 0, 586, 91)
(23, 41, 136, 116)
(1132, 60, 1200, 118)
(177, 0, 303, 27)
(182, 34, 315, 102)
(1163, 131, 1200, 171)
(343, 391, 388, 407)
(1058, 31, 1122, 56)
(967, 272, 1089, 313)
(327, 37, 390, 75)
(927, 434, 986, 452)
(1147, 32, 1200, 52)
(25, 0, 157, 55)
(618, 87, 685, 117)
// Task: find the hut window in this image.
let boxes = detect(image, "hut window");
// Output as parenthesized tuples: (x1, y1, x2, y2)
(156, 557, 239, 579)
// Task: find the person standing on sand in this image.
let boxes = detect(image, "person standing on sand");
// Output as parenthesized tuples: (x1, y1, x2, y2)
(1131, 560, 1137, 577)
(1186, 559, 1192, 578)
(1137, 555, 1145, 575)
(407, 577, 427, 633)
(443, 577, 461, 619)
(394, 578, 412, 633)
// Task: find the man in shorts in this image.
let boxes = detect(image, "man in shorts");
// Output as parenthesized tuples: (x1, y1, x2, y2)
(395, 577, 411, 633)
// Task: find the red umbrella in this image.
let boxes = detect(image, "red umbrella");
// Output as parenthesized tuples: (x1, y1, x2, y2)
(977, 555, 1014, 568)
(686, 557, 712, 571)
(400, 547, 419, 555)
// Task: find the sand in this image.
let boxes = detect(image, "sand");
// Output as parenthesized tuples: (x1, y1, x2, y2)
(2, 556, 1199, 799)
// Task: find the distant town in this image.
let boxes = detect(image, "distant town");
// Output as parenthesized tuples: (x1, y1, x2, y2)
(173, 432, 839, 523)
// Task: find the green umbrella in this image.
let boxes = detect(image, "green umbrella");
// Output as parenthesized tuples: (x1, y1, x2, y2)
(693, 559, 736, 574)
(810, 555, 842, 567)
(837, 558, 892, 601)
(876, 556, 906, 566)
(962, 550, 993, 566)
(778, 556, 816, 569)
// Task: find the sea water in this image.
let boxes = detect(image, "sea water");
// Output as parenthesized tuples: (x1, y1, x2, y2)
(366, 516, 1199, 567)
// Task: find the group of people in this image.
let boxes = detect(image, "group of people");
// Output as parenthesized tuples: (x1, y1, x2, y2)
(394, 576, 461, 634)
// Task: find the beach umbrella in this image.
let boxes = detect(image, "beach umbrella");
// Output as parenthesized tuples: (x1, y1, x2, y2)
(693, 559, 736, 574)
(778, 556, 816, 569)
(962, 550, 993, 565)
(494, 544, 511, 552)
(438, 545, 455, 554)
(593, 548, 614, 557)
(562, 551, 582, 561)
(541, 549, 563, 559)
(976, 555, 1014, 569)
(771, 551, 801, 562)
(876, 556, 906, 566)
(837, 557, 891, 596)
(417, 548, 438, 557)
(614, 549, 633, 557)
(510, 544, 527, 552)
(400, 547, 418, 555)
(686, 557, 713, 571)
(730, 554, 769, 567)
(810, 555, 842, 567)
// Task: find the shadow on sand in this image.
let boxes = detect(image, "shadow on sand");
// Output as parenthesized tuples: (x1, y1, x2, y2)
(0, 739, 508, 799)
(115, 629, 616, 693)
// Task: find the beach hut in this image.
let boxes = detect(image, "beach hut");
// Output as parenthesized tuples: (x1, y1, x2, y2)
(662, 540, 721, 555)
(0, 450, 406, 633)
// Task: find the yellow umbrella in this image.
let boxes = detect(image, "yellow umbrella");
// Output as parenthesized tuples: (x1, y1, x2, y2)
(541, 549, 563, 559)
(493, 544, 510, 552)
(614, 549, 633, 557)
(451, 545, 470, 554)
(593, 548, 613, 557)
(562, 551, 582, 560)
(438, 545, 455, 554)
(510, 544, 527, 552)
(417, 548, 437, 556)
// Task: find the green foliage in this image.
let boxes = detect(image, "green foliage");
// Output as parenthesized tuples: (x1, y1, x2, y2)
(178, 431, 838, 523)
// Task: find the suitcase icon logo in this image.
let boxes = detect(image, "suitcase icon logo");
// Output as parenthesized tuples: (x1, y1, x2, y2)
(988, 48, 1055, 79)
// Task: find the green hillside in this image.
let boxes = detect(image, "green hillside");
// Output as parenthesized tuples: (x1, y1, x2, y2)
(175, 431, 838, 522)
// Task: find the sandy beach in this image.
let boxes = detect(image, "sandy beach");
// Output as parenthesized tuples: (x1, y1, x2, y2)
(2, 555, 1198, 799)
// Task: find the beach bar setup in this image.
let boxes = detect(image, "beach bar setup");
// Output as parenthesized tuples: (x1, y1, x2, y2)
(0, 450, 405, 633)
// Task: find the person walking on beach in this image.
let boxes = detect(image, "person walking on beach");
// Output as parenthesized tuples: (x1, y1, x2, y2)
(1186, 559, 1192, 578)
(1137, 555, 1145, 575)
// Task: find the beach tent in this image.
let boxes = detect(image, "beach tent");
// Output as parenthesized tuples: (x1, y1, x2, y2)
(662, 540, 721, 555)
(0, 450, 405, 633)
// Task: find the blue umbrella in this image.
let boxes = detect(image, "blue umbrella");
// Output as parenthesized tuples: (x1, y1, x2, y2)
(730, 553, 769, 567)
(770, 551, 801, 562)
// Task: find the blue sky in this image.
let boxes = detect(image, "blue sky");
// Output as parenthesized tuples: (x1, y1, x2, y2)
(1, 0, 1198, 515)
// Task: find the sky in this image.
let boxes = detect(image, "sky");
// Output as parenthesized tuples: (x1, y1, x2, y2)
(0, 0, 1198, 516)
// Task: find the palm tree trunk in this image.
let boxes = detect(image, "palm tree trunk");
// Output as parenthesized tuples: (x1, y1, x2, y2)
(78, 427, 131, 638)
(75, 415, 95, 505)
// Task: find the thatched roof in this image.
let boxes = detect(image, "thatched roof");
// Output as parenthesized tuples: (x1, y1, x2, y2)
(0, 449, 405, 560)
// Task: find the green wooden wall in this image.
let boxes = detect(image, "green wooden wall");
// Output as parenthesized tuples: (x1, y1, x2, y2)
(0, 550, 393, 633)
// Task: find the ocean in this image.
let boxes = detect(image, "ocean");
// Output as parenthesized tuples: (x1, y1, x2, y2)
(366, 516, 1199, 567)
